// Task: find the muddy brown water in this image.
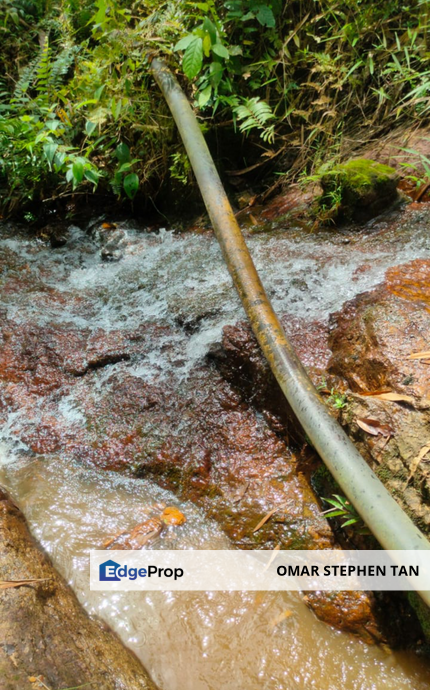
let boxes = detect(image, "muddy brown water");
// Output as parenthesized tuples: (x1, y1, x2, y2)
(1, 451, 429, 690)
(1, 205, 430, 688)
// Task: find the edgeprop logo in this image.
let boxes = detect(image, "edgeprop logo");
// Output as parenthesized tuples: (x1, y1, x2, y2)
(99, 559, 184, 582)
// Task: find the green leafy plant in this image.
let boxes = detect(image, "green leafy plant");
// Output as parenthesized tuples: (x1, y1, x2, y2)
(2, 0, 430, 217)
(322, 494, 369, 534)
(169, 152, 191, 185)
(396, 143, 430, 192)
(316, 378, 347, 409)
(233, 96, 275, 142)
(327, 389, 347, 410)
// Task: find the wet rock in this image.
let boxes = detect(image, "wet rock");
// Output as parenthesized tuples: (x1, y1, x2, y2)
(258, 184, 316, 224)
(209, 319, 330, 444)
(0, 226, 390, 643)
(320, 159, 399, 223)
(328, 258, 430, 534)
(0, 489, 157, 690)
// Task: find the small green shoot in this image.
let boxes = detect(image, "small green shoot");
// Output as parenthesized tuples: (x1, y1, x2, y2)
(322, 494, 369, 534)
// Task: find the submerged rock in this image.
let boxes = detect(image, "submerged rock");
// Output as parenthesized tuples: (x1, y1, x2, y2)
(0, 489, 157, 690)
(320, 158, 399, 222)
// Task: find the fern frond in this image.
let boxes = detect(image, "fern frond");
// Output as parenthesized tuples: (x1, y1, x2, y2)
(12, 62, 36, 104)
(35, 37, 51, 92)
(233, 97, 276, 142)
(49, 46, 79, 91)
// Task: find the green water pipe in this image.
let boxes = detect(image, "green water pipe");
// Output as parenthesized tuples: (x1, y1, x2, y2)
(151, 58, 430, 604)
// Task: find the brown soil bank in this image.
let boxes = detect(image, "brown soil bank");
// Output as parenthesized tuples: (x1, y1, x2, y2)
(0, 488, 158, 690)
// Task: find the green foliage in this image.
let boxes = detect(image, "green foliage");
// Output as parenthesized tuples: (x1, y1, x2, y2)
(0, 0, 184, 214)
(169, 152, 191, 185)
(327, 390, 348, 410)
(322, 494, 370, 534)
(317, 378, 348, 410)
(1, 0, 430, 215)
(233, 97, 275, 142)
(397, 143, 430, 189)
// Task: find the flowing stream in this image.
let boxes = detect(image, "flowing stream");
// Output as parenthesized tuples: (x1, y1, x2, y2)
(1, 204, 430, 689)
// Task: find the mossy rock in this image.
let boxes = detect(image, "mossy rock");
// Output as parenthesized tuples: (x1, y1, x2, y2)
(320, 158, 399, 223)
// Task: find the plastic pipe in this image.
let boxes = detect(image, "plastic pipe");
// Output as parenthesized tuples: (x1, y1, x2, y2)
(151, 58, 430, 604)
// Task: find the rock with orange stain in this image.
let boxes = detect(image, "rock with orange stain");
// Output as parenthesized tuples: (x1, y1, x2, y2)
(386, 259, 430, 308)
(328, 259, 430, 533)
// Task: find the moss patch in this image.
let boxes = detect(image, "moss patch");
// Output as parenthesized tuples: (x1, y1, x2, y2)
(319, 158, 399, 223)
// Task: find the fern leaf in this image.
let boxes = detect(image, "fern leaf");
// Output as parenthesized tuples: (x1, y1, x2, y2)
(233, 97, 276, 142)
(36, 37, 51, 92)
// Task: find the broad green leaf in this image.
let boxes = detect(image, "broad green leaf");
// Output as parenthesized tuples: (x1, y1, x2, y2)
(113, 98, 122, 121)
(174, 34, 196, 52)
(209, 61, 224, 87)
(72, 160, 84, 184)
(203, 17, 217, 44)
(53, 150, 66, 168)
(85, 120, 97, 136)
(115, 143, 131, 163)
(118, 162, 133, 173)
(183, 38, 203, 79)
(256, 5, 276, 27)
(94, 84, 106, 101)
(45, 120, 62, 132)
(84, 169, 100, 185)
(198, 85, 212, 107)
(43, 142, 58, 169)
(203, 33, 212, 58)
(212, 43, 229, 59)
(123, 173, 139, 199)
(228, 45, 243, 56)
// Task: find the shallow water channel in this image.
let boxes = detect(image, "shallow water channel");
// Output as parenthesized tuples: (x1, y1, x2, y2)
(1, 205, 430, 688)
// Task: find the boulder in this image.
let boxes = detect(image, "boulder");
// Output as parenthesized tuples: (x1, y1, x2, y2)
(320, 158, 399, 222)
(0, 488, 157, 690)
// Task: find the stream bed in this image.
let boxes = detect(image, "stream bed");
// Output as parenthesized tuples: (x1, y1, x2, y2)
(1, 203, 430, 688)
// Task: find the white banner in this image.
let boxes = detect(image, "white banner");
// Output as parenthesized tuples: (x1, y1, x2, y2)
(90, 549, 430, 591)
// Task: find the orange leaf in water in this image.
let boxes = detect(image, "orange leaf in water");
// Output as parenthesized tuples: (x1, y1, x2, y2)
(356, 418, 393, 437)
(102, 222, 117, 229)
(161, 507, 186, 525)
